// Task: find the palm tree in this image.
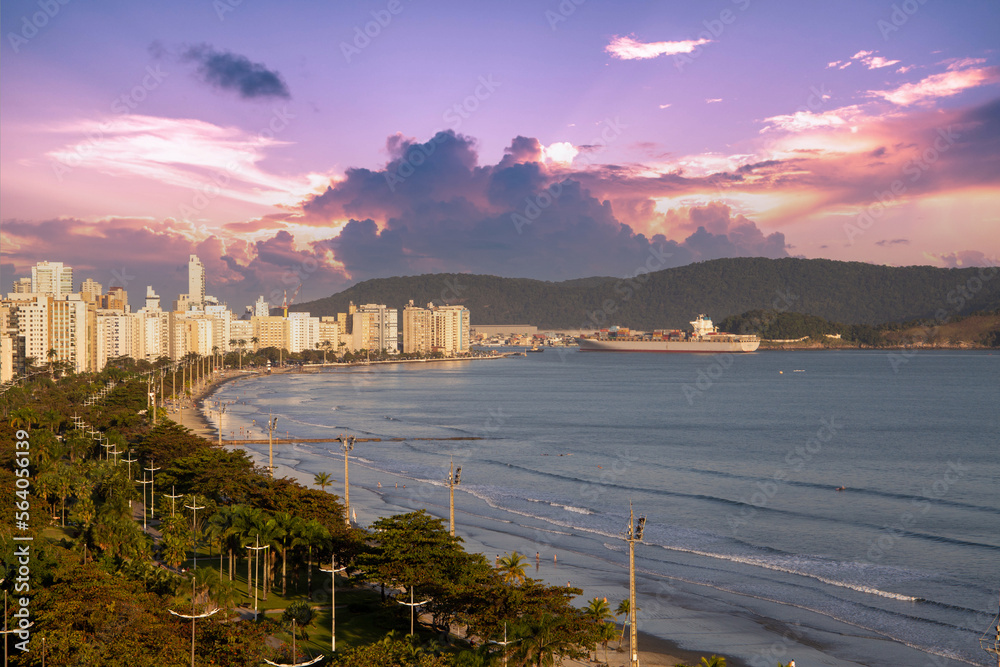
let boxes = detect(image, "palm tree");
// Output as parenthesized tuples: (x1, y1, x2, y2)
(512, 614, 585, 667)
(313, 471, 333, 492)
(497, 551, 530, 586)
(54, 464, 75, 527)
(206, 506, 241, 580)
(297, 519, 329, 600)
(251, 336, 259, 352)
(615, 599, 630, 647)
(41, 408, 62, 434)
(9, 406, 37, 430)
(47, 348, 58, 377)
(700, 656, 726, 667)
(584, 598, 613, 662)
(267, 512, 306, 597)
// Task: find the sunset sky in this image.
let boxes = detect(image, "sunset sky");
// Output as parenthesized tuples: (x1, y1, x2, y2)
(2, 0, 998, 310)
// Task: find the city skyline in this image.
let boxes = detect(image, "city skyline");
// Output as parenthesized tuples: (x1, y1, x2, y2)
(2, 1, 998, 308)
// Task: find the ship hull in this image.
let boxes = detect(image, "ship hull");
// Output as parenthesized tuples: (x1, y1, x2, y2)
(577, 338, 759, 353)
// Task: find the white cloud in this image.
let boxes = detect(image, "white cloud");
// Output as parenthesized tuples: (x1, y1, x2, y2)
(705, 98, 723, 104)
(606, 35, 710, 60)
(761, 105, 866, 133)
(542, 141, 579, 164)
(658, 103, 672, 109)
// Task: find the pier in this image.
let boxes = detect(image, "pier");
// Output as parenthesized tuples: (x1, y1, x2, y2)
(221, 436, 485, 446)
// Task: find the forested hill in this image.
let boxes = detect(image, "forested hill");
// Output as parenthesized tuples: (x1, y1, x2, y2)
(290, 258, 1000, 330)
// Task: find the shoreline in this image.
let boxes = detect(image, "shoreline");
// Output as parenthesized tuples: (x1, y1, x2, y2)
(175, 365, 748, 667)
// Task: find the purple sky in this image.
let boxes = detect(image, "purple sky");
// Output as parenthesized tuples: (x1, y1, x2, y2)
(2, 0, 998, 310)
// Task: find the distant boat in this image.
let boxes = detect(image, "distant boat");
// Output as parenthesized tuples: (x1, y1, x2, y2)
(527, 346, 544, 353)
(578, 315, 760, 353)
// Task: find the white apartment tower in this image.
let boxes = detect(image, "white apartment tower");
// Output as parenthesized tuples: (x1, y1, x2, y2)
(31, 261, 73, 296)
(188, 254, 206, 307)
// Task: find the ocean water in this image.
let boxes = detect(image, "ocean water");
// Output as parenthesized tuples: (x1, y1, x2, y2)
(206, 350, 1000, 666)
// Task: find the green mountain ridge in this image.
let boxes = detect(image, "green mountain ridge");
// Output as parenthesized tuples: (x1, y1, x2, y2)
(289, 257, 1000, 330)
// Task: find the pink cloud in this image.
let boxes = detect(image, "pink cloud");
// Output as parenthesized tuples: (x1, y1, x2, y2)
(870, 66, 1000, 105)
(605, 35, 710, 60)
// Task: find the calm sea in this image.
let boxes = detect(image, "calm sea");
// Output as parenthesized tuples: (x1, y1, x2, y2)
(207, 349, 1000, 666)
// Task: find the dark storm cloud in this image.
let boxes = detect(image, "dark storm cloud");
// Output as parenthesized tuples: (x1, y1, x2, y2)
(184, 45, 290, 100)
(299, 132, 788, 283)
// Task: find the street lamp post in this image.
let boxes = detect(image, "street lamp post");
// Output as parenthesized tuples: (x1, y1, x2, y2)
(487, 622, 518, 667)
(214, 401, 228, 447)
(625, 503, 646, 667)
(168, 577, 220, 667)
(447, 460, 462, 537)
(340, 436, 355, 527)
(395, 587, 430, 636)
(185, 496, 206, 570)
(246, 536, 269, 620)
(144, 461, 160, 518)
(164, 485, 183, 518)
(319, 555, 346, 653)
(267, 414, 279, 477)
(137, 475, 152, 531)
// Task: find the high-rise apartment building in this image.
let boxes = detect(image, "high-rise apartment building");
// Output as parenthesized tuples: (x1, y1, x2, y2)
(11, 277, 32, 294)
(352, 304, 398, 353)
(31, 261, 73, 296)
(402, 302, 432, 354)
(251, 315, 286, 351)
(286, 312, 319, 353)
(80, 279, 103, 302)
(188, 254, 205, 307)
(254, 295, 270, 317)
(402, 302, 470, 355)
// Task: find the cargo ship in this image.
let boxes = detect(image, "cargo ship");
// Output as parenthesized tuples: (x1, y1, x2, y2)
(577, 315, 760, 353)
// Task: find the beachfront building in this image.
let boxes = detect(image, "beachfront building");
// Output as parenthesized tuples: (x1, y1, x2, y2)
(287, 312, 319, 353)
(402, 301, 470, 355)
(252, 315, 286, 351)
(402, 302, 432, 354)
(352, 303, 398, 353)
(171, 314, 213, 359)
(431, 304, 470, 354)
(229, 318, 252, 346)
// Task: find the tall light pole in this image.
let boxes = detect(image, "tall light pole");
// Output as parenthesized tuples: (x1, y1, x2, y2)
(144, 461, 160, 518)
(246, 536, 268, 620)
(341, 436, 355, 527)
(488, 622, 517, 667)
(185, 496, 206, 570)
(319, 555, 346, 653)
(267, 414, 279, 477)
(625, 503, 646, 667)
(395, 586, 430, 636)
(122, 451, 137, 480)
(164, 485, 183, 517)
(168, 577, 220, 667)
(137, 475, 152, 531)
(448, 460, 462, 537)
(214, 401, 227, 447)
